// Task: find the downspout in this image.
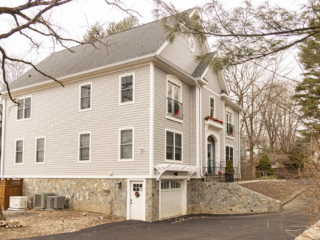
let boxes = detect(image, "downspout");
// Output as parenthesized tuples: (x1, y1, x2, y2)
(195, 80, 203, 177)
(1, 98, 6, 180)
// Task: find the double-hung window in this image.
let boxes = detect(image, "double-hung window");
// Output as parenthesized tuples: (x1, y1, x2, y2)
(210, 98, 215, 118)
(226, 146, 234, 163)
(35, 137, 45, 163)
(120, 74, 134, 104)
(167, 78, 182, 120)
(79, 133, 91, 162)
(80, 83, 92, 110)
(17, 97, 31, 120)
(226, 112, 234, 136)
(15, 140, 23, 164)
(166, 131, 182, 161)
(120, 129, 133, 160)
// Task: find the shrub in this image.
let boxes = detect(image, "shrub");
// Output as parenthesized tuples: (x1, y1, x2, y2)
(225, 159, 235, 173)
(257, 155, 274, 176)
(260, 175, 277, 180)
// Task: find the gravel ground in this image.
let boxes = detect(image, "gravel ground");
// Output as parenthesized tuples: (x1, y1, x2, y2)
(0, 209, 124, 240)
(240, 180, 302, 202)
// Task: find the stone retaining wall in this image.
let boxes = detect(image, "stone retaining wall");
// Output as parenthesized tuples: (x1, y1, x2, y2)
(23, 178, 127, 217)
(187, 181, 280, 215)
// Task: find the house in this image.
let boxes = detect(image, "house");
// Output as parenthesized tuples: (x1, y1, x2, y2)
(0, 10, 241, 222)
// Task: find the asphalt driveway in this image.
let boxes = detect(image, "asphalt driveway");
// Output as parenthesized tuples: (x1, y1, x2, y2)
(17, 194, 311, 240)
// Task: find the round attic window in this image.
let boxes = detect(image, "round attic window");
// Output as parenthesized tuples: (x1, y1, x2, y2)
(188, 37, 196, 52)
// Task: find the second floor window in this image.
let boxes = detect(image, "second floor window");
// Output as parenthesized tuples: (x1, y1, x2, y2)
(121, 75, 133, 103)
(210, 98, 215, 118)
(17, 97, 31, 120)
(80, 83, 91, 110)
(120, 129, 133, 160)
(79, 133, 90, 161)
(167, 83, 182, 119)
(15, 140, 23, 164)
(226, 112, 234, 136)
(36, 138, 45, 163)
(166, 131, 182, 161)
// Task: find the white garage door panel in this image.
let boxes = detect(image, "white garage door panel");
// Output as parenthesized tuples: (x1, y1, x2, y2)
(161, 181, 182, 219)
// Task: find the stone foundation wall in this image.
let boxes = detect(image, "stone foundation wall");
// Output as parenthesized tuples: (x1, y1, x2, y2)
(145, 179, 159, 222)
(187, 181, 280, 215)
(23, 178, 127, 217)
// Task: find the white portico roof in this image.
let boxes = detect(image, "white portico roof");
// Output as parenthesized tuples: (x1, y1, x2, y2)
(154, 164, 199, 181)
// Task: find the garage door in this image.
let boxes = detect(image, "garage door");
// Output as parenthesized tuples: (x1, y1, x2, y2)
(161, 181, 182, 219)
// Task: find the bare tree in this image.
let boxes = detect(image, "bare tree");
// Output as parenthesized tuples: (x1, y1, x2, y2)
(0, 0, 139, 103)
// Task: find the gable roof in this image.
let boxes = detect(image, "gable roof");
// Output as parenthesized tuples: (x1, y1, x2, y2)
(192, 52, 216, 78)
(9, 19, 168, 90)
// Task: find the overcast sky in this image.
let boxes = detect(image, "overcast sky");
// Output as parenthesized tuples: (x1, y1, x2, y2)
(1, 0, 308, 78)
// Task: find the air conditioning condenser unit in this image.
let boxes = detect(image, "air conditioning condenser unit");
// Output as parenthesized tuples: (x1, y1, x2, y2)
(8, 196, 28, 210)
(34, 193, 55, 209)
(46, 196, 65, 210)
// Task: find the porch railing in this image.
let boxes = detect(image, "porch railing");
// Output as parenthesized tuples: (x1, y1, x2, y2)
(203, 166, 239, 182)
(226, 123, 235, 137)
(167, 98, 183, 120)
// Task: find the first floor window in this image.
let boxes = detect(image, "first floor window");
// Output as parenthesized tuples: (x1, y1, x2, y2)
(17, 97, 31, 120)
(120, 129, 133, 159)
(166, 131, 182, 161)
(80, 84, 91, 110)
(79, 133, 90, 161)
(121, 75, 133, 103)
(36, 138, 45, 163)
(15, 140, 23, 163)
(226, 146, 234, 163)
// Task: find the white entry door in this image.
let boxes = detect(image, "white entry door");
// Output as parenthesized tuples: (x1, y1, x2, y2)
(161, 181, 182, 219)
(130, 182, 144, 220)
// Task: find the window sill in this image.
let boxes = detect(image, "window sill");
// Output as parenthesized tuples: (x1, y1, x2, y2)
(118, 159, 134, 162)
(16, 118, 31, 122)
(119, 101, 134, 106)
(226, 136, 235, 140)
(77, 160, 91, 163)
(79, 108, 92, 112)
(166, 115, 183, 124)
(165, 159, 183, 163)
(14, 163, 23, 165)
(34, 162, 45, 165)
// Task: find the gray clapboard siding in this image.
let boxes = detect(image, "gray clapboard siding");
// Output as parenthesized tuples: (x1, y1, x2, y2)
(3, 64, 151, 177)
(160, 35, 207, 75)
(153, 66, 195, 166)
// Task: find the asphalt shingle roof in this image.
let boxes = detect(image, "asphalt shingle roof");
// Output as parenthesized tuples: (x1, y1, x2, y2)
(10, 19, 168, 90)
(192, 52, 216, 78)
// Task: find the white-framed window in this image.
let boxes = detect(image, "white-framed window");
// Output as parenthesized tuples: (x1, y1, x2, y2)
(15, 139, 24, 164)
(79, 82, 92, 111)
(188, 36, 196, 52)
(166, 75, 183, 120)
(210, 97, 215, 118)
(226, 145, 234, 163)
(119, 73, 135, 104)
(35, 137, 46, 164)
(119, 127, 134, 161)
(226, 109, 234, 137)
(17, 96, 32, 120)
(166, 130, 182, 162)
(78, 132, 91, 162)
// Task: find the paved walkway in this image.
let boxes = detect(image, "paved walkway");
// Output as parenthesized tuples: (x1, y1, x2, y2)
(18, 195, 311, 240)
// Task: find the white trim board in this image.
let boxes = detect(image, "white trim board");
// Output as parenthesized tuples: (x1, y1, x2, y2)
(149, 63, 155, 177)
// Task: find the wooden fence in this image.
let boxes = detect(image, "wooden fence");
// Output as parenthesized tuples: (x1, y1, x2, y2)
(0, 179, 23, 210)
